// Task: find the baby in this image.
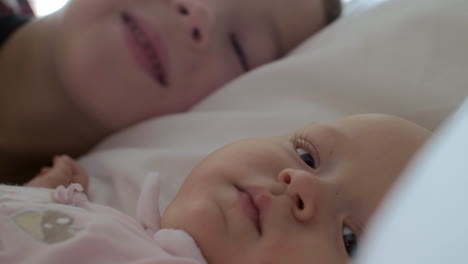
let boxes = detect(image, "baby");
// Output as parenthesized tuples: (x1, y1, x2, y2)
(0, 0, 342, 184)
(0, 113, 430, 263)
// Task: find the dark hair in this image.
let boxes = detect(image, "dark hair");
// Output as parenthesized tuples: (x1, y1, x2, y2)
(323, 0, 343, 25)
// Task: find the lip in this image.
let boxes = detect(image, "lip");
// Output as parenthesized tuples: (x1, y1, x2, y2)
(236, 185, 270, 235)
(121, 11, 170, 86)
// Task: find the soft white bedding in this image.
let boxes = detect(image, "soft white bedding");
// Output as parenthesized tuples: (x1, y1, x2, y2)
(80, 0, 468, 217)
(357, 99, 468, 262)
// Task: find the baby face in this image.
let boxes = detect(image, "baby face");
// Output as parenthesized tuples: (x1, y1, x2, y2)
(161, 114, 430, 264)
(52, 0, 325, 129)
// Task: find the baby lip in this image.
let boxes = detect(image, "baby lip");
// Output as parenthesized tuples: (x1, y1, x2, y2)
(236, 185, 262, 234)
(244, 186, 272, 234)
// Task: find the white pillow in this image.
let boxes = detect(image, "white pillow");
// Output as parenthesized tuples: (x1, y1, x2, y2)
(81, 0, 468, 216)
(357, 99, 468, 263)
(342, 0, 392, 15)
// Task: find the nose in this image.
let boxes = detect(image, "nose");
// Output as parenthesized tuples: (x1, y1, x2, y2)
(172, 0, 212, 47)
(277, 169, 320, 222)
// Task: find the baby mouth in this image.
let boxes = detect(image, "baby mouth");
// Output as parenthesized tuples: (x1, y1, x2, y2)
(236, 185, 262, 234)
(121, 11, 168, 86)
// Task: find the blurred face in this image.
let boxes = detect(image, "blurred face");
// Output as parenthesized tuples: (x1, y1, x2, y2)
(161, 114, 430, 264)
(51, 0, 325, 129)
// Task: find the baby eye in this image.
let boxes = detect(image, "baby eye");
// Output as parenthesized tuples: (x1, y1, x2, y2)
(296, 148, 317, 169)
(229, 33, 250, 72)
(343, 226, 358, 257)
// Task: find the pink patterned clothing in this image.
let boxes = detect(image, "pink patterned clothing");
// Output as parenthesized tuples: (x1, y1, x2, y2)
(0, 174, 207, 264)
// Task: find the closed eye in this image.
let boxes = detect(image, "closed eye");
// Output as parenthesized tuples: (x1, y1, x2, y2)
(229, 33, 250, 72)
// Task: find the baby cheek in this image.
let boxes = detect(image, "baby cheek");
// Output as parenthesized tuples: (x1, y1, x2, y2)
(255, 235, 297, 264)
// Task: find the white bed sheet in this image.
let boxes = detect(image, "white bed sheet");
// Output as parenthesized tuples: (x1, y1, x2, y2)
(80, 0, 468, 217)
(358, 99, 468, 263)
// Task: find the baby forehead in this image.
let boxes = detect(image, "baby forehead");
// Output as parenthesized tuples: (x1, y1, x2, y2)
(291, 122, 341, 138)
(334, 114, 421, 134)
(289, 117, 403, 143)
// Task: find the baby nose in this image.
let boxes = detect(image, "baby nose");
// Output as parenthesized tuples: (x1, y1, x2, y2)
(172, 0, 212, 47)
(277, 169, 320, 222)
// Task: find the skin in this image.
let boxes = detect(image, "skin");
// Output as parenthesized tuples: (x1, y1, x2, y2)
(0, 0, 326, 184)
(26, 114, 430, 262)
(161, 114, 431, 264)
(25, 155, 89, 191)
